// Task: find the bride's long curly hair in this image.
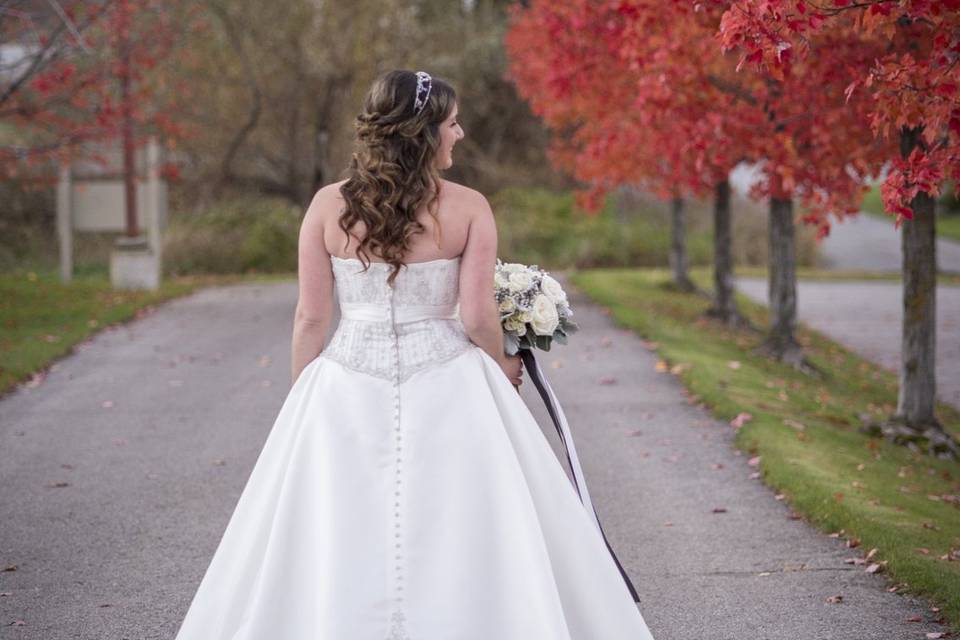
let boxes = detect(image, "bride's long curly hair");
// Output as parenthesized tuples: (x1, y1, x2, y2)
(338, 69, 457, 287)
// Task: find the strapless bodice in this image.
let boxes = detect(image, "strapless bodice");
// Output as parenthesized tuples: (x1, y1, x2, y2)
(318, 255, 474, 383)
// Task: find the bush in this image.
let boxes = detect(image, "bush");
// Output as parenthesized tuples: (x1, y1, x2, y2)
(490, 185, 816, 270)
(163, 195, 302, 276)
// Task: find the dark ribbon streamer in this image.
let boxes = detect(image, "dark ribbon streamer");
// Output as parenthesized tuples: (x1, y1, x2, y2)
(517, 348, 641, 604)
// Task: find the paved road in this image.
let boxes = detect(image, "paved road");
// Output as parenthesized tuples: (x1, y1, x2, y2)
(816, 213, 960, 273)
(734, 277, 960, 411)
(730, 162, 960, 273)
(0, 276, 949, 639)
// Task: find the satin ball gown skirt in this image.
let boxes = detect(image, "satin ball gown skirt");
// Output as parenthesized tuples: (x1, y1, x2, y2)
(173, 345, 656, 639)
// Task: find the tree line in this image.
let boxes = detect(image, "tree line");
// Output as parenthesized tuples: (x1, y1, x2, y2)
(505, 0, 959, 459)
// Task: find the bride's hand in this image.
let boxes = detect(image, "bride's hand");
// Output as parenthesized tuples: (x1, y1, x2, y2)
(499, 353, 523, 387)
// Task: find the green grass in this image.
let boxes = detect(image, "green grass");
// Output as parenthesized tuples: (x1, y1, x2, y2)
(570, 267, 960, 631)
(862, 184, 960, 244)
(0, 267, 294, 397)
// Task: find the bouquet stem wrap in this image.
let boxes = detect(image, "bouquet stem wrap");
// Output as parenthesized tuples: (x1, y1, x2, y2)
(517, 348, 641, 604)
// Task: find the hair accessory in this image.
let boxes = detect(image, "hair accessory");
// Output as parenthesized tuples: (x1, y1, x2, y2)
(412, 71, 432, 115)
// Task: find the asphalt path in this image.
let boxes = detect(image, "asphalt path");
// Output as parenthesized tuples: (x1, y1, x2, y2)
(0, 274, 949, 639)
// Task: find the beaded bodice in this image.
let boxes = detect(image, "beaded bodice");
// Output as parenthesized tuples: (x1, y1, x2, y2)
(319, 255, 474, 383)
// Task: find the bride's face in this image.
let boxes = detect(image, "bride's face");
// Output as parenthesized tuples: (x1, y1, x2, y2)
(435, 103, 464, 170)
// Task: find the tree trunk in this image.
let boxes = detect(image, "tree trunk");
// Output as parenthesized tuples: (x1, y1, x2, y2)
(898, 161, 937, 425)
(705, 179, 741, 323)
(891, 0, 936, 439)
(756, 196, 807, 366)
(879, 125, 957, 458)
(669, 195, 695, 291)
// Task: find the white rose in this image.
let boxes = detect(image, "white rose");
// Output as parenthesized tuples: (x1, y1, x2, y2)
(498, 297, 516, 313)
(530, 294, 560, 335)
(540, 274, 567, 304)
(508, 270, 534, 292)
(502, 262, 526, 273)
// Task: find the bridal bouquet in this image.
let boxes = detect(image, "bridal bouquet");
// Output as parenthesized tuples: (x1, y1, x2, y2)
(492, 258, 639, 603)
(494, 259, 578, 356)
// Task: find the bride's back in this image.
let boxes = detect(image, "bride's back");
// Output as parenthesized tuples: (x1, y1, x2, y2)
(323, 177, 473, 264)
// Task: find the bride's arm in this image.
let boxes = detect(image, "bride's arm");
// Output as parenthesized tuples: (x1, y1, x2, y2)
(457, 191, 520, 384)
(291, 188, 336, 384)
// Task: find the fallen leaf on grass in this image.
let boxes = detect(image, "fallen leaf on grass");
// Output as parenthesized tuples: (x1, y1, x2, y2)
(940, 549, 960, 562)
(727, 360, 741, 370)
(730, 413, 752, 429)
(916, 548, 931, 555)
(783, 418, 805, 431)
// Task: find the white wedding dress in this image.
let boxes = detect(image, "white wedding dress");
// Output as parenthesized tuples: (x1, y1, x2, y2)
(174, 254, 656, 640)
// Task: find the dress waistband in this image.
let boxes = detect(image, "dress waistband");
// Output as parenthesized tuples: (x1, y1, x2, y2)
(338, 301, 460, 324)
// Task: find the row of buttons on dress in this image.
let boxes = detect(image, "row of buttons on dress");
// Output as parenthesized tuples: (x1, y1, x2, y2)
(387, 286, 411, 640)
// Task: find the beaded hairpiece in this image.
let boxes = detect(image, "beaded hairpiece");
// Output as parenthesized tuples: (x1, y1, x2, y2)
(412, 71, 432, 116)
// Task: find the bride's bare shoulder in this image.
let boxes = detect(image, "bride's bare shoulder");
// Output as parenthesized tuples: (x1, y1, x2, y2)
(439, 179, 490, 215)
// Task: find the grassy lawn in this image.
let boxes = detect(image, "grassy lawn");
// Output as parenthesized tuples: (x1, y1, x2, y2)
(0, 267, 294, 397)
(862, 184, 960, 244)
(570, 267, 960, 631)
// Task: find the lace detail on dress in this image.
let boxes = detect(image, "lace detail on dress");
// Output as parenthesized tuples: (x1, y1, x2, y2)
(319, 257, 474, 383)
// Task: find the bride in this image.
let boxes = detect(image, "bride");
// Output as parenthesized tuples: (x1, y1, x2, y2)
(173, 69, 656, 640)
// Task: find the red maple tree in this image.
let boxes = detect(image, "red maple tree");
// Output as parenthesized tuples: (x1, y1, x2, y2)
(716, 0, 957, 457)
(1, 0, 200, 180)
(505, 0, 893, 365)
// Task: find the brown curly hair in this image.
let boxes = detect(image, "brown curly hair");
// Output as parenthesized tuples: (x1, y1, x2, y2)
(338, 69, 457, 287)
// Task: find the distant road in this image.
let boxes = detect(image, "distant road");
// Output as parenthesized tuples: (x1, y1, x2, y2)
(729, 163, 960, 274)
(734, 277, 960, 411)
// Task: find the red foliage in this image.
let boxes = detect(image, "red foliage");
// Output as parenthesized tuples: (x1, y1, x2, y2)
(2, 0, 203, 179)
(717, 0, 960, 225)
(505, 0, 894, 239)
